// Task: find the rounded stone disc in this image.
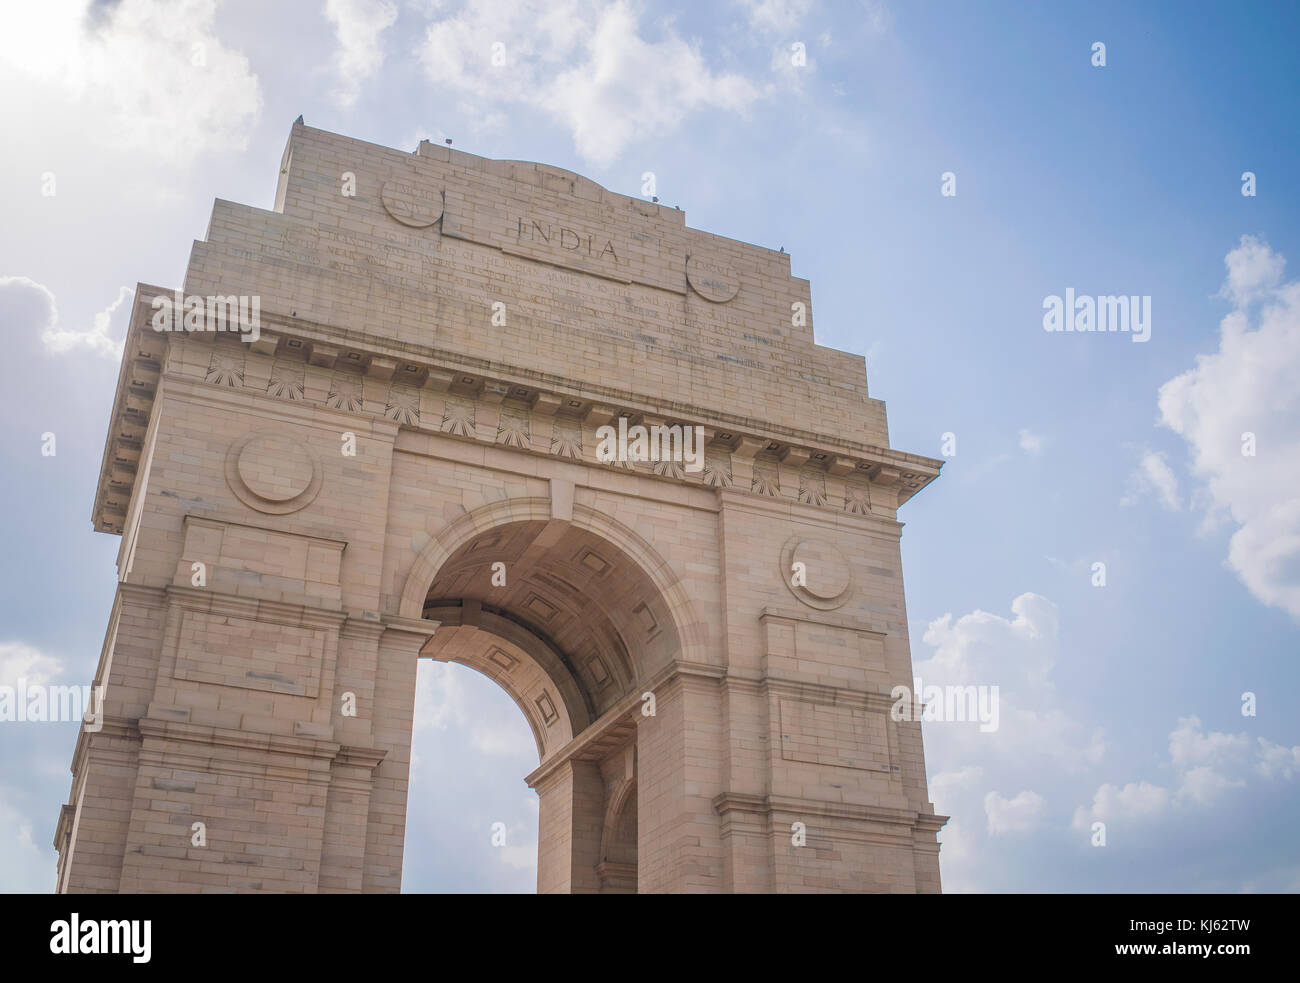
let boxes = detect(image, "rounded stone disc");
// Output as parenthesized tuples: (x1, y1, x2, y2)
(381, 179, 444, 227)
(792, 540, 851, 600)
(237, 434, 316, 502)
(686, 254, 740, 302)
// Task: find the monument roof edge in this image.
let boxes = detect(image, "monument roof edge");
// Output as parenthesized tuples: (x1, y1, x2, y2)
(91, 282, 173, 536)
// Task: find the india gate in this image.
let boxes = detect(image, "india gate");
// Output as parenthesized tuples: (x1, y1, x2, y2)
(54, 121, 947, 893)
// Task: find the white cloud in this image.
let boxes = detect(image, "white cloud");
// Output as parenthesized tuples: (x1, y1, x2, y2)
(1157, 236, 1300, 618)
(0, 276, 57, 339)
(0, 640, 64, 689)
(0, 0, 262, 166)
(1072, 780, 1170, 830)
(1121, 449, 1182, 511)
(916, 594, 1105, 887)
(43, 285, 132, 359)
(1178, 765, 1243, 805)
(929, 765, 983, 814)
(1167, 714, 1249, 773)
(1220, 233, 1285, 306)
(1256, 738, 1300, 780)
(1253, 738, 1300, 785)
(1017, 429, 1046, 455)
(324, 0, 398, 108)
(0, 277, 132, 360)
(919, 592, 1060, 695)
(984, 789, 1044, 835)
(418, 0, 764, 167)
(1075, 715, 1300, 827)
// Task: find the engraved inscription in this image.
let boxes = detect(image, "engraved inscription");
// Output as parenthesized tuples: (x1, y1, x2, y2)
(381, 180, 444, 227)
(686, 254, 740, 303)
(515, 217, 618, 261)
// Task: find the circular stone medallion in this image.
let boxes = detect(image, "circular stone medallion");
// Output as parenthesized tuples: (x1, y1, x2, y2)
(792, 541, 851, 600)
(237, 435, 314, 501)
(781, 535, 853, 610)
(380, 179, 444, 228)
(685, 254, 741, 303)
(226, 431, 323, 515)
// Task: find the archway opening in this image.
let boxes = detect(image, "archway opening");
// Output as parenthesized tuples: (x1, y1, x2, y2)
(403, 518, 676, 892)
(401, 660, 539, 892)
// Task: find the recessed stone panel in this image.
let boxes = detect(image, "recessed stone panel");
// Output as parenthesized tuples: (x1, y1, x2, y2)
(779, 699, 890, 773)
(172, 610, 325, 699)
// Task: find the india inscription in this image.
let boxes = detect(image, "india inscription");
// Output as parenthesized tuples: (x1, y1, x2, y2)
(515, 217, 619, 261)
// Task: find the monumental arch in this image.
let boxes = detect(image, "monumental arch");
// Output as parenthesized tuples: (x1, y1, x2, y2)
(54, 121, 948, 893)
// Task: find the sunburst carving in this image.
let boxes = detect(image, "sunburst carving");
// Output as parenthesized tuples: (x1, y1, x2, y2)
(266, 358, 305, 400)
(751, 455, 781, 497)
(551, 416, 582, 459)
(384, 384, 420, 425)
(497, 403, 531, 448)
(703, 448, 733, 488)
(844, 475, 872, 515)
(798, 466, 828, 507)
(441, 395, 476, 437)
(326, 372, 364, 412)
(205, 351, 244, 388)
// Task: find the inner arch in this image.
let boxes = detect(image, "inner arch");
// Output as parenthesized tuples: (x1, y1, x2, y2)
(411, 518, 672, 892)
(419, 518, 680, 758)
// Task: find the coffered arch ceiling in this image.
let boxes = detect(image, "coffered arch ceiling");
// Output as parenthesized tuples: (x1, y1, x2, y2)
(420, 519, 680, 750)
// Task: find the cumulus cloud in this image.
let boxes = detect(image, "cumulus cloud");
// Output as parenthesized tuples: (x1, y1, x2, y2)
(0, 277, 131, 360)
(0, 276, 57, 345)
(0, 640, 64, 689)
(0, 0, 262, 166)
(919, 592, 1061, 698)
(919, 593, 1106, 776)
(1168, 714, 1249, 772)
(984, 789, 1044, 835)
(918, 593, 1104, 887)
(418, 0, 763, 167)
(1219, 233, 1286, 306)
(43, 285, 132, 359)
(1073, 716, 1300, 828)
(1072, 780, 1170, 829)
(324, 0, 398, 108)
(1157, 236, 1300, 619)
(1257, 738, 1300, 780)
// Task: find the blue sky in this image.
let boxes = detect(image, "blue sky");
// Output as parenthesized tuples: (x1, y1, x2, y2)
(1, 0, 1298, 893)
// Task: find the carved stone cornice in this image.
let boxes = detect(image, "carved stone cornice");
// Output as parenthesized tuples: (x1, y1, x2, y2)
(93, 282, 942, 536)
